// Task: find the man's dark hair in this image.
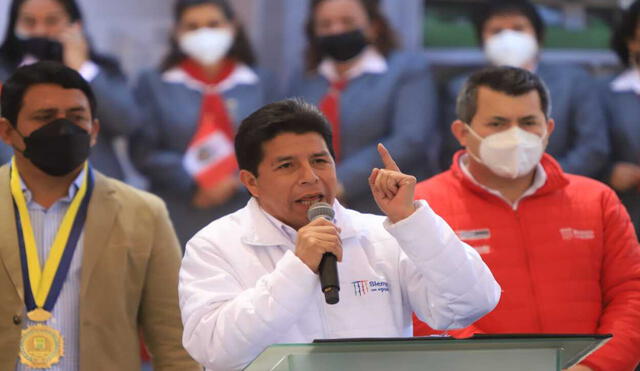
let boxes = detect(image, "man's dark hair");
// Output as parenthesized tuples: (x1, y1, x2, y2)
(611, 0, 640, 67)
(473, 0, 545, 45)
(456, 66, 551, 123)
(1, 61, 97, 126)
(235, 98, 334, 176)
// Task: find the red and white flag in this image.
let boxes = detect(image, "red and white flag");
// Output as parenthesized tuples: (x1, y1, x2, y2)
(181, 59, 238, 189)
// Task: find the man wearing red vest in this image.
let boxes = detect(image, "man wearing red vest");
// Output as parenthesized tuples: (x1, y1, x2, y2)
(414, 66, 640, 371)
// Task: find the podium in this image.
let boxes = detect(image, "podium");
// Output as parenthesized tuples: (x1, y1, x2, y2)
(245, 334, 611, 371)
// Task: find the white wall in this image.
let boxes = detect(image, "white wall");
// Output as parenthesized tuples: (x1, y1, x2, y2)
(77, 0, 174, 77)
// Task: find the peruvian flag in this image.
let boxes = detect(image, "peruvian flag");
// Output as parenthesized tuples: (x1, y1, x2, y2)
(182, 92, 237, 189)
(181, 60, 238, 189)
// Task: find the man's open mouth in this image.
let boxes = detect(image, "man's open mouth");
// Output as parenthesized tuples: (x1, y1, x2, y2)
(295, 193, 324, 206)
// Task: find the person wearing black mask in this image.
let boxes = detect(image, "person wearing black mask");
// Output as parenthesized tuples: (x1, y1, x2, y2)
(289, 0, 439, 214)
(12, 117, 91, 176)
(0, 0, 141, 182)
(0, 61, 200, 370)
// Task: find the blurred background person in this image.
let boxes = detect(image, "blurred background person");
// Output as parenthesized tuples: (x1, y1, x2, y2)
(438, 0, 610, 179)
(0, 0, 140, 181)
(290, 0, 439, 214)
(130, 0, 272, 245)
(601, 0, 640, 235)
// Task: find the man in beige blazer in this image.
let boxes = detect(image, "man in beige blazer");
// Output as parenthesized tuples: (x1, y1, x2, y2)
(0, 61, 200, 370)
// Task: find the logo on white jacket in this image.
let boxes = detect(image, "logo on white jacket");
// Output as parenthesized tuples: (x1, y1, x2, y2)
(352, 280, 389, 296)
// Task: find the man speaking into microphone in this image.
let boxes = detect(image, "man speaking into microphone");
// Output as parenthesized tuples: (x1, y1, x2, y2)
(178, 98, 501, 371)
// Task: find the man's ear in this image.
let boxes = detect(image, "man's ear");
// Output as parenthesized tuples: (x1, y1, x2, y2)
(546, 118, 555, 137)
(89, 119, 100, 146)
(451, 120, 470, 147)
(542, 118, 555, 147)
(0, 118, 13, 145)
(239, 169, 259, 198)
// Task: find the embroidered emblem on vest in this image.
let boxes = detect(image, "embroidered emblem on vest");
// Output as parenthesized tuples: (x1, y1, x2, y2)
(560, 228, 595, 240)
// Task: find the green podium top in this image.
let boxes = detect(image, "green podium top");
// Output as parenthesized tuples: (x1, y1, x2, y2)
(245, 334, 611, 371)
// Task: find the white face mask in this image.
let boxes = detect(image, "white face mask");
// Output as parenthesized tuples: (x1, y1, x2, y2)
(179, 27, 234, 66)
(484, 29, 538, 68)
(467, 125, 546, 179)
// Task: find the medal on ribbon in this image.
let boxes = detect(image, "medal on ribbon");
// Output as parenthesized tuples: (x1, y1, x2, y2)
(19, 325, 65, 368)
(10, 157, 94, 368)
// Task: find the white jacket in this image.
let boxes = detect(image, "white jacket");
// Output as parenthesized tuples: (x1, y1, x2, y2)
(179, 198, 500, 370)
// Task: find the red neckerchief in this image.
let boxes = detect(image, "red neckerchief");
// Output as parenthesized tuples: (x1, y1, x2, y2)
(181, 58, 238, 188)
(319, 79, 348, 162)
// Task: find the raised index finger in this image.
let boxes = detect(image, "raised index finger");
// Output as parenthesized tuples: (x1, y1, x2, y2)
(377, 143, 400, 172)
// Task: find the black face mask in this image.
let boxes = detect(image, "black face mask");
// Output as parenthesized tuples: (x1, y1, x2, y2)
(17, 118, 91, 176)
(18, 37, 64, 62)
(316, 29, 369, 62)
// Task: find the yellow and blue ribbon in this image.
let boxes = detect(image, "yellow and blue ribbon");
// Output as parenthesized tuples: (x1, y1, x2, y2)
(10, 157, 93, 314)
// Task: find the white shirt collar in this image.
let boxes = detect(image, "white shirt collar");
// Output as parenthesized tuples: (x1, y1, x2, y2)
(459, 153, 547, 210)
(20, 166, 86, 207)
(162, 63, 259, 93)
(611, 68, 640, 95)
(249, 197, 355, 247)
(259, 206, 299, 245)
(318, 46, 387, 82)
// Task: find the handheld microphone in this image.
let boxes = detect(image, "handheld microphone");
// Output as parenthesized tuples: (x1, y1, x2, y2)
(307, 202, 340, 305)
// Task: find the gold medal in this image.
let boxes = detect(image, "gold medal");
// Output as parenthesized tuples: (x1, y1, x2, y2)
(27, 308, 52, 322)
(19, 324, 64, 368)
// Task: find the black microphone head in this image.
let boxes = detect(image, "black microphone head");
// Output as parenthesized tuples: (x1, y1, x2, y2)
(307, 201, 335, 222)
(324, 287, 340, 305)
